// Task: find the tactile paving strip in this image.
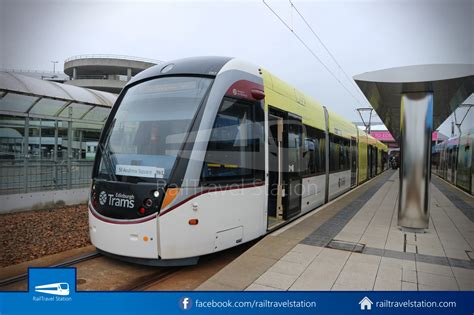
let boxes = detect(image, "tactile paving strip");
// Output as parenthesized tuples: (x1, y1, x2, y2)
(431, 176, 474, 222)
(301, 171, 392, 248)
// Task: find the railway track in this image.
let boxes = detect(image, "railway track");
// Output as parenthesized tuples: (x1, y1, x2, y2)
(0, 250, 182, 291)
(1, 237, 257, 291)
(123, 267, 182, 291)
(0, 251, 101, 288)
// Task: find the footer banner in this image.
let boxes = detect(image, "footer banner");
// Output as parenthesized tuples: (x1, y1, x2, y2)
(0, 268, 471, 314)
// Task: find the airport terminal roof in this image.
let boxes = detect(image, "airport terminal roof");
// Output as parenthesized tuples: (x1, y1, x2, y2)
(0, 71, 117, 122)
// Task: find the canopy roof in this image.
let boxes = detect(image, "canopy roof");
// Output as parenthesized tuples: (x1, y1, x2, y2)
(354, 64, 474, 140)
(0, 71, 117, 122)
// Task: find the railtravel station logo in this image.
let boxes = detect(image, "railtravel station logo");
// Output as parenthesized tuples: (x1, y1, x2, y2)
(29, 268, 75, 302)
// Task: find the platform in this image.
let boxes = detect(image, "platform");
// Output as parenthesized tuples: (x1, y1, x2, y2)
(197, 170, 474, 291)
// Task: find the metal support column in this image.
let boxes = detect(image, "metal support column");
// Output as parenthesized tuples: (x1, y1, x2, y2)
(323, 106, 330, 203)
(79, 130, 83, 160)
(54, 121, 58, 189)
(67, 108, 73, 189)
(398, 92, 433, 230)
(23, 116, 30, 193)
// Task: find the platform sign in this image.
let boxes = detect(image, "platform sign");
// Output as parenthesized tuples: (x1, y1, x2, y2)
(0, 268, 472, 315)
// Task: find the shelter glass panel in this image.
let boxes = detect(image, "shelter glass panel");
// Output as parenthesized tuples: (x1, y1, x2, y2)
(82, 106, 110, 122)
(58, 102, 91, 119)
(29, 98, 68, 116)
(0, 93, 38, 112)
(0, 115, 26, 159)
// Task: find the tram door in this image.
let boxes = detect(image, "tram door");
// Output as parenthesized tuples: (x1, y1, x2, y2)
(285, 115, 302, 219)
(267, 110, 302, 227)
(447, 148, 453, 182)
(367, 146, 372, 178)
(449, 146, 458, 183)
(371, 147, 377, 177)
(350, 137, 357, 187)
(268, 114, 284, 224)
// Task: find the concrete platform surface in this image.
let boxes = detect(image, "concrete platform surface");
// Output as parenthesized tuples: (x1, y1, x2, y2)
(197, 171, 474, 291)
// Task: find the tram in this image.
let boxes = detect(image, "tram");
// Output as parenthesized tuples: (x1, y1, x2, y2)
(433, 129, 474, 195)
(88, 57, 388, 265)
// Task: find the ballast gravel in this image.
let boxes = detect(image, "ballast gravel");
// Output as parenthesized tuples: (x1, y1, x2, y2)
(0, 204, 90, 267)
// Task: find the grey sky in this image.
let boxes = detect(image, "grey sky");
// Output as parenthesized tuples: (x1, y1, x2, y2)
(1, 0, 472, 130)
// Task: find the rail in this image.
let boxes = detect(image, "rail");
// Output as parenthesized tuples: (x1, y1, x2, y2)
(0, 252, 101, 287)
(0, 250, 181, 291)
(124, 268, 182, 291)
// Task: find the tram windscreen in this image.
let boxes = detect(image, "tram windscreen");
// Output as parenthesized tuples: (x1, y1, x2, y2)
(97, 76, 212, 182)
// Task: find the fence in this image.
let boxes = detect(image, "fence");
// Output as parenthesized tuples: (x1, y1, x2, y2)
(0, 159, 93, 195)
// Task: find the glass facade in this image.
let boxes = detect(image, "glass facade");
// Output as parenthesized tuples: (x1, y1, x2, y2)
(0, 88, 113, 194)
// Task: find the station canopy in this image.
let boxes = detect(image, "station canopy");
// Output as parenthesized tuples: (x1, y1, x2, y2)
(354, 64, 474, 140)
(0, 71, 117, 122)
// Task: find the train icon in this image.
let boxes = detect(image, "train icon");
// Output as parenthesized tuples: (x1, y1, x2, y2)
(34, 282, 70, 296)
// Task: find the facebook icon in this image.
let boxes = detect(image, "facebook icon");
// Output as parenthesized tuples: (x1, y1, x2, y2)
(179, 297, 192, 310)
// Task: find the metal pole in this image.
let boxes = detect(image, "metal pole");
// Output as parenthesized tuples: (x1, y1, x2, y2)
(23, 116, 29, 193)
(323, 106, 330, 203)
(54, 121, 58, 189)
(368, 110, 372, 134)
(39, 119, 42, 161)
(67, 108, 72, 189)
(454, 104, 473, 134)
(79, 130, 83, 160)
(398, 92, 433, 230)
(51, 61, 58, 74)
(356, 108, 374, 134)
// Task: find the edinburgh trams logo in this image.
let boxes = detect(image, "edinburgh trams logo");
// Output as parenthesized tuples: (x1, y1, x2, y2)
(99, 191, 135, 208)
(99, 191, 108, 205)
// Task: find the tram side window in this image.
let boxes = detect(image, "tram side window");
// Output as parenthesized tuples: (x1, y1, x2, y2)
(303, 125, 326, 175)
(201, 97, 263, 183)
(329, 135, 350, 172)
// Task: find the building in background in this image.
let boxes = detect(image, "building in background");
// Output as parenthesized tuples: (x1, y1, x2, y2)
(0, 71, 117, 210)
(369, 130, 447, 149)
(63, 55, 160, 93)
(1, 54, 161, 94)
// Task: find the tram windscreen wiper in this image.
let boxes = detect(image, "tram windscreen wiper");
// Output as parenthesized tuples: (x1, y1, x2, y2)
(99, 119, 117, 181)
(100, 144, 117, 181)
